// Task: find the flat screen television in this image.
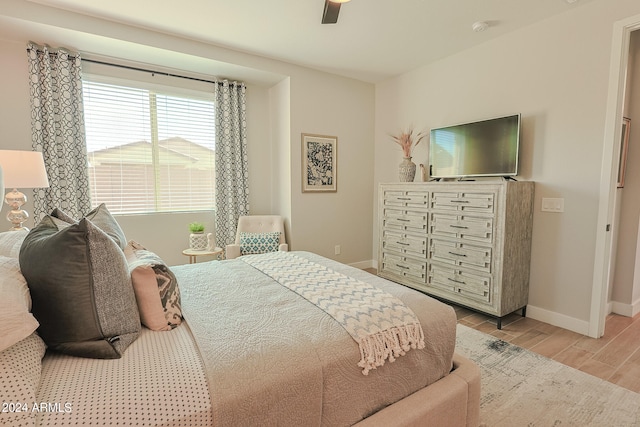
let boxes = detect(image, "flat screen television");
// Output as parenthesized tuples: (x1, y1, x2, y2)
(429, 114, 521, 179)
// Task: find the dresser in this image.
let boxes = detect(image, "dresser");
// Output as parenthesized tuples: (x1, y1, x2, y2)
(378, 181, 534, 328)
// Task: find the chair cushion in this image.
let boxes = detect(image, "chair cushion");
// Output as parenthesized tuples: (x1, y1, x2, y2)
(19, 216, 140, 359)
(239, 231, 281, 255)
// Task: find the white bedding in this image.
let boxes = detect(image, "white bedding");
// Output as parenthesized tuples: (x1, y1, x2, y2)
(36, 323, 212, 426)
(18, 251, 455, 427)
(175, 251, 457, 426)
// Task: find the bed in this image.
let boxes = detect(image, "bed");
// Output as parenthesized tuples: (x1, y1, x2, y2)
(1, 216, 480, 427)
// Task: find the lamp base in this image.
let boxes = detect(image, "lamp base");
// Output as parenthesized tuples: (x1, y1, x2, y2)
(4, 189, 29, 231)
(7, 210, 29, 231)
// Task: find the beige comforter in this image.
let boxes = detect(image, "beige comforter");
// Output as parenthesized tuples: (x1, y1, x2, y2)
(174, 251, 456, 426)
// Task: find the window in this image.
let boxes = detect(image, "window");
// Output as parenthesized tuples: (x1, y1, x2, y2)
(82, 79, 215, 214)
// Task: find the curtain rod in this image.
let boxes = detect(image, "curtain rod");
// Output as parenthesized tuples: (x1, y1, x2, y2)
(27, 45, 239, 86)
(82, 58, 218, 85)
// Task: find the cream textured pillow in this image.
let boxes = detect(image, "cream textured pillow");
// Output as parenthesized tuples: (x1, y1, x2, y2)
(0, 256, 31, 309)
(0, 304, 39, 352)
(0, 256, 39, 352)
(0, 230, 28, 258)
(125, 240, 182, 331)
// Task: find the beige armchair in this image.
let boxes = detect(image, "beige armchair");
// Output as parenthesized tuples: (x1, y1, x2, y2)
(226, 215, 288, 260)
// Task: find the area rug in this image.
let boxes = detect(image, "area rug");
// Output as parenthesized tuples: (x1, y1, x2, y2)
(455, 324, 640, 426)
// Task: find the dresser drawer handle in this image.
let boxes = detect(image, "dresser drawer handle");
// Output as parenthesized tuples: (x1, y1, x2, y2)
(396, 241, 410, 246)
(397, 218, 410, 222)
(451, 200, 469, 204)
(448, 278, 466, 285)
(449, 225, 469, 229)
(397, 197, 411, 200)
(395, 264, 410, 270)
(448, 251, 467, 257)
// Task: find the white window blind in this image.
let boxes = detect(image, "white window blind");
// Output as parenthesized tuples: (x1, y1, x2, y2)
(82, 79, 215, 214)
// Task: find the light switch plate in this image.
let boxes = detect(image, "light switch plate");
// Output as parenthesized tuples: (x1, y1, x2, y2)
(541, 197, 564, 213)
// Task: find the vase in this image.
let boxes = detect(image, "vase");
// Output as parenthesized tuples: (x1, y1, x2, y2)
(189, 232, 209, 251)
(399, 157, 417, 182)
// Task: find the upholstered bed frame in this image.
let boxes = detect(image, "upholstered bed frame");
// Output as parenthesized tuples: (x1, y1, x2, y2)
(356, 353, 481, 427)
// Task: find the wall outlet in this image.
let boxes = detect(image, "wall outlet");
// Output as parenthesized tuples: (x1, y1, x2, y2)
(541, 197, 564, 213)
(335, 245, 341, 255)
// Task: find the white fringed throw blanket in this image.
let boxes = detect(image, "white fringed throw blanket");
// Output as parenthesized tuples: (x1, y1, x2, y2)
(241, 252, 425, 375)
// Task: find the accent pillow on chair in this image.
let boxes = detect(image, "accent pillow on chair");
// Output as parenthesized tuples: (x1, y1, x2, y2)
(19, 216, 140, 359)
(226, 215, 289, 259)
(239, 231, 282, 256)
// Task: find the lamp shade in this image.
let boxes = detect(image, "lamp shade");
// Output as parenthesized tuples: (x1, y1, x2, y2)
(0, 150, 50, 189)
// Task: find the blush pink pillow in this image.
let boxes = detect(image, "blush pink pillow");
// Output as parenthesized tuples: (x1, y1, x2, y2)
(130, 265, 173, 331)
(125, 241, 182, 331)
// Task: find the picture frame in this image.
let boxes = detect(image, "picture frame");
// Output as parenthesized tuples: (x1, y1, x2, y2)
(302, 133, 337, 193)
(618, 117, 631, 188)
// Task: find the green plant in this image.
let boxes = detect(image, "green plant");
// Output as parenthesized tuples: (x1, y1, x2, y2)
(189, 222, 205, 233)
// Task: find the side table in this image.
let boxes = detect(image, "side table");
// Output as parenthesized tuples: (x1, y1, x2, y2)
(182, 247, 223, 264)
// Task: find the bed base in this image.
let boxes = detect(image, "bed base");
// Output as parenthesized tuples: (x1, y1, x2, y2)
(354, 353, 481, 427)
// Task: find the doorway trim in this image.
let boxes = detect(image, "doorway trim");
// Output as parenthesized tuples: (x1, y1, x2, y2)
(591, 14, 640, 338)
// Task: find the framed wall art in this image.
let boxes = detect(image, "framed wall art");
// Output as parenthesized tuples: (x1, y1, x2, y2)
(302, 133, 337, 192)
(618, 117, 631, 188)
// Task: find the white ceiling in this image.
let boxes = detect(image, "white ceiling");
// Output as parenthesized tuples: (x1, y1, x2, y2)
(5, 0, 595, 84)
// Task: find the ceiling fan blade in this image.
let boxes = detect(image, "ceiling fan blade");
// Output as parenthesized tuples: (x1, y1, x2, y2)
(322, 0, 341, 24)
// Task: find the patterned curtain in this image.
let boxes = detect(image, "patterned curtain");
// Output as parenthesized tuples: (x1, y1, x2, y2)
(27, 42, 91, 222)
(214, 80, 249, 248)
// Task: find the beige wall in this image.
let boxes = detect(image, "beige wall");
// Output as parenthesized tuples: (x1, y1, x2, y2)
(0, 5, 375, 267)
(374, 0, 640, 332)
(289, 73, 375, 264)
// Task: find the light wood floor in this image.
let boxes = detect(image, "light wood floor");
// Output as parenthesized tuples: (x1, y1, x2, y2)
(364, 268, 640, 393)
(454, 304, 640, 393)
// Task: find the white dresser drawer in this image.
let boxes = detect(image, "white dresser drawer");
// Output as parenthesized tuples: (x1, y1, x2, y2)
(430, 213, 493, 244)
(382, 229, 427, 257)
(381, 251, 427, 283)
(428, 238, 492, 273)
(427, 263, 491, 304)
(383, 190, 429, 209)
(430, 191, 495, 214)
(379, 181, 534, 324)
(383, 208, 428, 232)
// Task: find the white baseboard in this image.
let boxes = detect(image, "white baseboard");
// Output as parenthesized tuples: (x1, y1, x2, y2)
(611, 298, 640, 318)
(346, 261, 598, 336)
(525, 304, 591, 336)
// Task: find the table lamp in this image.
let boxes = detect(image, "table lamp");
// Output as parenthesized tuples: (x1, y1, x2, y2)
(0, 150, 50, 231)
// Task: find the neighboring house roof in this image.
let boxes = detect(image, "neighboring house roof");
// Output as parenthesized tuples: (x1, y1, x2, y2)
(88, 137, 214, 169)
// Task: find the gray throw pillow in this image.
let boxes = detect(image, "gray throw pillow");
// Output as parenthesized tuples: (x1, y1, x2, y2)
(51, 204, 127, 250)
(19, 216, 140, 359)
